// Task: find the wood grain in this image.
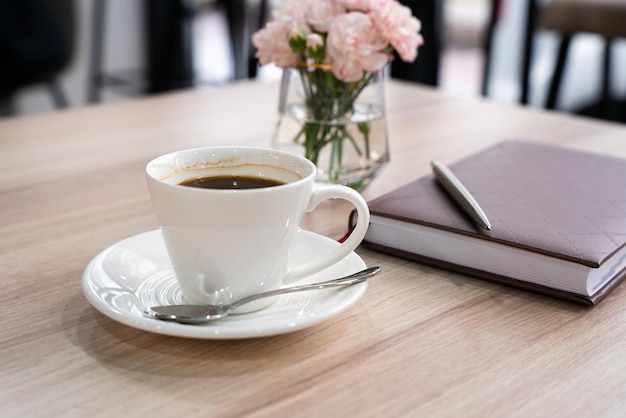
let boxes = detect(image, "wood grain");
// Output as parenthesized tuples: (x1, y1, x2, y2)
(1, 80, 625, 417)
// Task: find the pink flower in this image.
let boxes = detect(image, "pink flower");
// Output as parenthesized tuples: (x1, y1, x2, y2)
(306, 33, 324, 49)
(340, 0, 393, 12)
(304, 0, 344, 32)
(276, 0, 309, 25)
(252, 16, 301, 68)
(327, 12, 390, 82)
(371, 1, 423, 62)
(252, 0, 423, 79)
(340, 0, 374, 12)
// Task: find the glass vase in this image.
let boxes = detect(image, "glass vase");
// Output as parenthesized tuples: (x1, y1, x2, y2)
(272, 66, 390, 191)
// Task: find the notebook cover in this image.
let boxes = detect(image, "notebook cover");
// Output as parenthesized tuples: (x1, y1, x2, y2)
(369, 140, 626, 268)
(361, 140, 626, 304)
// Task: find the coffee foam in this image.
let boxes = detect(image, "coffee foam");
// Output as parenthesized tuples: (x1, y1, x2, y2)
(159, 163, 302, 185)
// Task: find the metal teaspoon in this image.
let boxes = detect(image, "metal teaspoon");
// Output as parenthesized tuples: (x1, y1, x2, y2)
(144, 266, 380, 324)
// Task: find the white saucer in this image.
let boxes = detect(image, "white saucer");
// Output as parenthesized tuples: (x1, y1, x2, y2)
(82, 229, 368, 339)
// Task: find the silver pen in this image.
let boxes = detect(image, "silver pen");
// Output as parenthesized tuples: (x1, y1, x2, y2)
(431, 160, 492, 231)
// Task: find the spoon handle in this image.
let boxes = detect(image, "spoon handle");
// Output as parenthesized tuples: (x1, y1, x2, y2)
(229, 266, 380, 311)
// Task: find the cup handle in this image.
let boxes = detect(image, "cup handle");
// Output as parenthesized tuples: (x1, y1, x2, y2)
(284, 184, 370, 283)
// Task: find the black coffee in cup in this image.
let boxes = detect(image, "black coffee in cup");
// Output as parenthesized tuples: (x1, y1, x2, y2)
(179, 175, 285, 189)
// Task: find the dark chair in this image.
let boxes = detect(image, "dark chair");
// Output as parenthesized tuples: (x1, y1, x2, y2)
(390, 0, 444, 87)
(0, 0, 75, 116)
(221, 0, 268, 80)
(87, 0, 269, 103)
(528, 0, 626, 120)
(87, 0, 195, 102)
(484, 0, 626, 122)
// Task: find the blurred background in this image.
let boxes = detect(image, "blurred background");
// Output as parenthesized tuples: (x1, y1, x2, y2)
(2, 0, 625, 123)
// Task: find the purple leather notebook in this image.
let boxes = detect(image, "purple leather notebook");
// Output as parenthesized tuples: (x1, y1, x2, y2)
(360, 140, 626, 305)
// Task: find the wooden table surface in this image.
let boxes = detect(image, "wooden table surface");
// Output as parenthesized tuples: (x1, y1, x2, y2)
(2, 80, 626, 417)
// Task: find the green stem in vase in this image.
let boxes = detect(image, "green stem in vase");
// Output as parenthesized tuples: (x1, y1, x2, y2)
(358, 121, 371, 160)
(292, 67, 378, 183)
(329, 131, 344, 182)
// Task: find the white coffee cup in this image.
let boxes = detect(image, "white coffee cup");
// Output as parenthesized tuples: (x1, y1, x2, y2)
(145, 146, 369, 311)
